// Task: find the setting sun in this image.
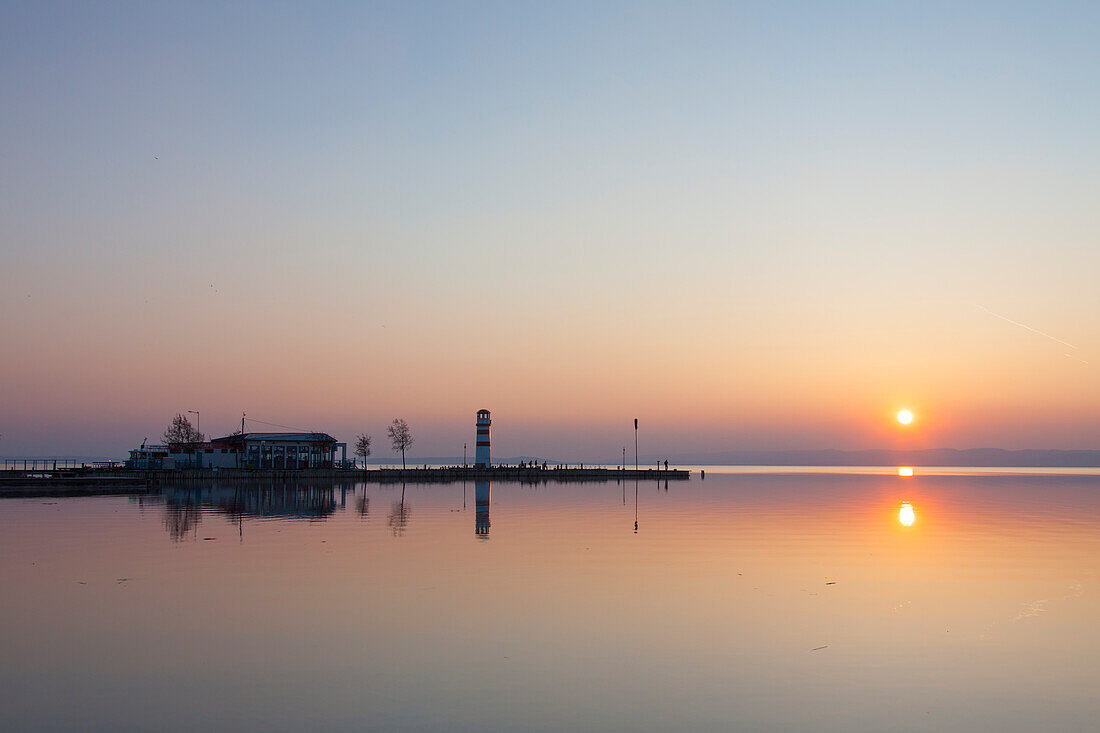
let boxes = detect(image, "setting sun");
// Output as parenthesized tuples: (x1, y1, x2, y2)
(897, 410, 913, 425)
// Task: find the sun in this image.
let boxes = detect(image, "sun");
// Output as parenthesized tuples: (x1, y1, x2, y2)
(897, 410, 913, 425)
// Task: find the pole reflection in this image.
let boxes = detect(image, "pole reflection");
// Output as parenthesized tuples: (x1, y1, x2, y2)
(634, 479, 639, 534)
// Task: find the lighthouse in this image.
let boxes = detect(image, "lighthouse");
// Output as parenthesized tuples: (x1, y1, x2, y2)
(475, 409, 491, 468)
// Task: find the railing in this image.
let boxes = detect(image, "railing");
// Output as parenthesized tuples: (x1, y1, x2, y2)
(1, 459, 128, 471)
(2, 458, 90, 471)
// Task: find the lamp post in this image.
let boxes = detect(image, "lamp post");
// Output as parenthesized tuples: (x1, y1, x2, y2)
(634, 418, 638, 471)
(186, 410, 201, 470)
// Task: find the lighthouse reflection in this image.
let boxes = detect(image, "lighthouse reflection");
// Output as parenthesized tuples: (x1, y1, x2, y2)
(475, 481, 491, 539)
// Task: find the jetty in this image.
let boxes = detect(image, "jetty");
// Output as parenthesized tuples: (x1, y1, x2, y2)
(0, 469, 152, 497)
(1, 465, 688, 495)
(364, 466, 688, 483)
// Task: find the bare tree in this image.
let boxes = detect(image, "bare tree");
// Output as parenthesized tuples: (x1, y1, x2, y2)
(387, 418, 413, 469)
(163, 413, 204, 449)
(354, 433, 372, 468)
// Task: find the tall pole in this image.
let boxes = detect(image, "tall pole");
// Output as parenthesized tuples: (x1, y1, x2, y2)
(188, 410, 200, 439)
(622, 446, 626, 473)
(634, 418, 638, 471)
(464, 442, 467, 468)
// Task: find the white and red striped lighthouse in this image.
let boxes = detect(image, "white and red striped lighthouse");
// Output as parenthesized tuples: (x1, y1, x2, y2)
(475, 409, 491, 468)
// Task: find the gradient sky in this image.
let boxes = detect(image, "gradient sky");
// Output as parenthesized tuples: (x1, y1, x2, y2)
(2, 1, 1098, 459)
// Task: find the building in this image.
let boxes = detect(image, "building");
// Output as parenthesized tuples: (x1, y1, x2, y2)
(127, 432, 348, 469)
(211, 432, 346, 469)
(475, 410, 491, 467)
(127, 442, 241, 469)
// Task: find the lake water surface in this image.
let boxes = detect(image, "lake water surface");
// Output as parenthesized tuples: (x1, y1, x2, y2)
(2, 469, 1098, 731)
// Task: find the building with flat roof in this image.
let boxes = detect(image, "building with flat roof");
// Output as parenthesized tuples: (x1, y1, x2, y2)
(211, 432, 346, 469)
(127, 442, 240, 470)
(127, 432, 348, 470)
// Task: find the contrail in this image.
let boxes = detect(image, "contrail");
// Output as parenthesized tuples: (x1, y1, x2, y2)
(976, 305, 1080, 351)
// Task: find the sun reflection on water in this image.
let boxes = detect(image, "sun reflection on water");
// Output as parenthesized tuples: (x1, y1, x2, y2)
(898, 466, 914, 477)
(899, 502, 916, 527)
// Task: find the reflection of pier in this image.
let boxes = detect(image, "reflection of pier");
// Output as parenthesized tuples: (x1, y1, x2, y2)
(475, 481, 490, 538)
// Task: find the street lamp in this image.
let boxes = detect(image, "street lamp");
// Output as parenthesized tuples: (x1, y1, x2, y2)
(634, 418, 638, 471)
(187, 410, 200, 440)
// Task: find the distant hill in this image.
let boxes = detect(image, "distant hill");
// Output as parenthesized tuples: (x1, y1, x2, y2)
(656, 449, 1100, 467)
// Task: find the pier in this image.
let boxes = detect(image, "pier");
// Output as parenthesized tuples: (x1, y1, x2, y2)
(0, 465, 689, 495)
(365, 466, 689, 483)
(0, 471, 152, 496)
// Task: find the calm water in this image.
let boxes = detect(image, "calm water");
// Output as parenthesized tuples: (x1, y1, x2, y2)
(2, 470, 1098, 731)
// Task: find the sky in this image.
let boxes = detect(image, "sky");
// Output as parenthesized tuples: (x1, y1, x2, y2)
(1, 1, 1098, 460)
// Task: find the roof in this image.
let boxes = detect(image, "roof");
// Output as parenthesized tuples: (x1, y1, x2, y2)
(212, 432, 337, 444)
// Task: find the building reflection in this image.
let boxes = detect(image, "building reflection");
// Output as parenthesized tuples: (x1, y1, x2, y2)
(161, 482, 338, 540)
(475, 481, 490, 539)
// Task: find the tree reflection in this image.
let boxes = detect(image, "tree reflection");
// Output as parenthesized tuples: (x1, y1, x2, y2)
(388, 484, 411, 536)
(163, 502, 202, 542)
